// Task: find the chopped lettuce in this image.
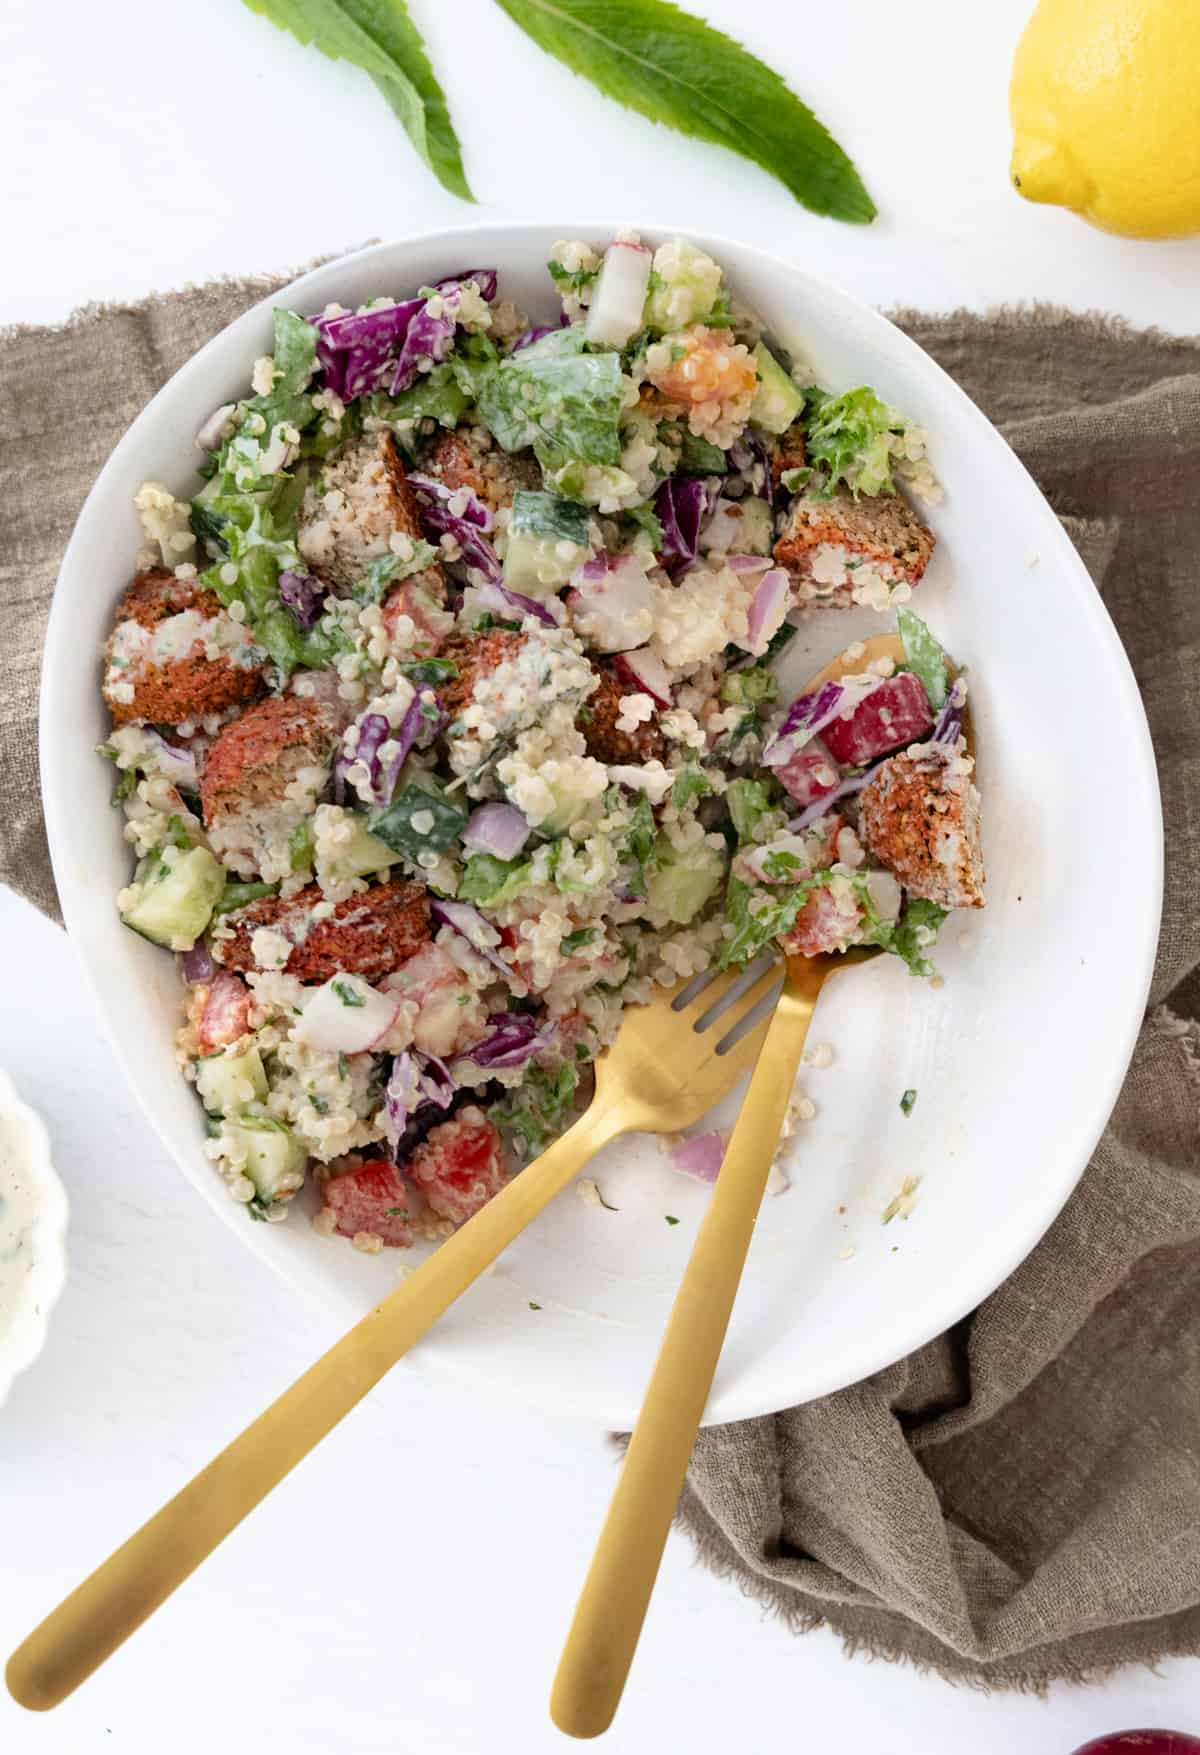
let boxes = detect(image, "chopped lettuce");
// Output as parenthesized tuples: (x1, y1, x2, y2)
(885, 898, 949, 978)
(477, 327, 625, 476)
(458, 852, 531, 906)
(897, 608, 949, 711)
(803, 385, 911, 498)
(492, 1060, 581, 1161)
(724, 778, 782, 844)
(671, 763, 716, 809)
(720, 666, 778, 707)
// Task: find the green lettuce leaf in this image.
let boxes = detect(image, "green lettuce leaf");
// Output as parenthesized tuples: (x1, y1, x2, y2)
(803, 385, 909, 498)
(477, 329, 625, 474)
(240, 0, 472, 200)
(493, 0, 874, 222)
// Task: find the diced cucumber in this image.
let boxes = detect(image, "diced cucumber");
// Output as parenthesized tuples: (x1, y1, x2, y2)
(750, 343, 804, 435)
(196, 1044, 268, 1116)
(323, 811, 395, 883)
(645, 839, 726, 924)
(503, 491, 591, 596)
(228, 1116, 308, 1202)
(119, 845, 225, 951)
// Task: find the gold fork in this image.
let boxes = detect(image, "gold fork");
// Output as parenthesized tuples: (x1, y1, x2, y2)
(551, 632, 956, 1738)
(5, 960, 779, 1713)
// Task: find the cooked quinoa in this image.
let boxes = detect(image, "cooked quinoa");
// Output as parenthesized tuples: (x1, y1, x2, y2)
(102, 233, 980, 1250)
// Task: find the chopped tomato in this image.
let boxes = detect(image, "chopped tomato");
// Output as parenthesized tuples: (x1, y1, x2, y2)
(821, 672, 933, 766)
(781, 882, 864, 958)
(321, 1158, 419, 1247)
(407, 1112, 506, 1225)
(198, 972, 252, 1050)
(775, 734, 841, 807)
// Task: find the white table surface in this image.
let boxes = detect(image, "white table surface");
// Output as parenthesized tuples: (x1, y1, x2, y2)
(2, 0, 1197, 1748)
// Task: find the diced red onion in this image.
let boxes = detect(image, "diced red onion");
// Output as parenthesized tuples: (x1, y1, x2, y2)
(575, 553, 609, 585)
(279, 569, 327, 631)
(762, 678, 880, 769)
(431, 899, 513, 978)
(725, 552, 773, 574)
(668, 1132, 726, 1184)
(745, 567, 791, 654)
(612, 649, 673, 708)
(182, 939, 216, 984)
(462, 802, 531, 860)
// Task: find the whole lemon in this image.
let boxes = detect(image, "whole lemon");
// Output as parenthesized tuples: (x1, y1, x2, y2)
(1010, 0, 1200, 238)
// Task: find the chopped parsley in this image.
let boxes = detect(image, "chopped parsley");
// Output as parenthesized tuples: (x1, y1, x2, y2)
(900, 1088, 918, 1116)
(665, 1215, 680, 1226)
(332, 979, 366, 1007)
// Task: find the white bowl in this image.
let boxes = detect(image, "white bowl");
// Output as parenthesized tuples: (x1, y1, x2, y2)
(41, 224, 1161, 1427)
(0, 1070, 69, 1406)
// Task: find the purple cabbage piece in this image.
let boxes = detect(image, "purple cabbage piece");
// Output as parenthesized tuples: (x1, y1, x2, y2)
(389, 271, 498, 396)
(383, 1049, 457, 1157)
(654, 477, 713, 572)
(406, 473, 493, 531)
(411, 493, 503, 583)
(472, 579, 559, 628)
(788, 767, 875, 833)
(431, 899, 513, 979)
(761, 678, 878, 769)
(512, 325, 555, 353)
(465, 1011, 541, 1068)
(312, 299, 423, 402)
(278, 569, 327, 631)
(335, 693, 431, 809)
(932, 676, 967, 747)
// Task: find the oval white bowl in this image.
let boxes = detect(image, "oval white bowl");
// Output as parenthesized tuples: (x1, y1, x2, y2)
(0, 1070, 69, 1407)
(41, 224, 1161, 1427)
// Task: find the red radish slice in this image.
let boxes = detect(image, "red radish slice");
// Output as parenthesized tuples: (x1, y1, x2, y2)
(585, 241, 652, 348)
(613, 648, 673, 707)
(294, 975, 399, 1053)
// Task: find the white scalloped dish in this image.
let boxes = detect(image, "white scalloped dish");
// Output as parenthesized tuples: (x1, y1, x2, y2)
(0, 1071, 69, 1407)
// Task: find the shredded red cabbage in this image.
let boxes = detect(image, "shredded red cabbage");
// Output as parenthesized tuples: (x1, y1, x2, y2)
(932, 676, 967, 746)
(312, 299, 423, 402)
(431, 899, 513, 978)
(389, 273, 498, 396)
(278, 569, 327, 631)
(335, 692, 432, 809)
(654, 477, 714, 572)
(383, 1048, 456, 1156)
(406, 473, 493, 531)
(762, 678, 879, 769)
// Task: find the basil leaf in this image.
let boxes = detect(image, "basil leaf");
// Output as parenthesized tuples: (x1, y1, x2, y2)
(493, 0, 875, 222)
(370, 784, 468, 858)
(897, 607, 949, 711)
(240, 0, 473, 201)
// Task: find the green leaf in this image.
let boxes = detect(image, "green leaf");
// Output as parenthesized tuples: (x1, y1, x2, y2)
(803, 385, 912, 498)
(900, 1088, 917, 1116)
(887, 898, 948, 979)
(492, 1061, 581, 1160)
(476, 330, 626, 473)
(492, 0, 875, 222)
(671, 762, 715, 809)
(561, 925, 600, 953)
(240, 0, 473, 201)
(213, 880, 281, 915)
(897, 608, 949, 711)
(458, 853, 531, 906)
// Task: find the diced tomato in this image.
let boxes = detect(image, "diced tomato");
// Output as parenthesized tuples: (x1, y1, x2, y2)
(407, 1112, 506, 1225)
(821, 672, 933, 766)
(321, 1158, 419, 1247)
(781, 882, 864, 957)
(775, 734, 841, 807)
(198, 972, 251, 1050)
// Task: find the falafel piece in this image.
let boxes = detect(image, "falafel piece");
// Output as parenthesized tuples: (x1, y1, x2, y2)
(213, 878, 432, 983)
(419, 426, 540, 515)
(102, 569, 267, 728)
(858, 743, 985, 911)
(201, 694, 339, 880)
(579, 666, 665, 764)
(297, 430, 448, 601)
(774, 484, 935, 610)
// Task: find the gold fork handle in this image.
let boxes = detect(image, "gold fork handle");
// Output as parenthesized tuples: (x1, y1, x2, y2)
(551, 974, 821, 1739)
(7, 1097, 625, 1714)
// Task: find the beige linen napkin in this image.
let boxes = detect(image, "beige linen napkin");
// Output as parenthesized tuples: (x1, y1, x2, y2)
(1, 280, 1196, 1690)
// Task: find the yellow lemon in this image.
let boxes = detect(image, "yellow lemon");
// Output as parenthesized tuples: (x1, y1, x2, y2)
(1009, 0, 1200, 238)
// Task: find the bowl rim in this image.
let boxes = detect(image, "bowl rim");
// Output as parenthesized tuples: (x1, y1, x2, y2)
(0, 1068, 70, 1407)
(40, 221, 1163, 1424)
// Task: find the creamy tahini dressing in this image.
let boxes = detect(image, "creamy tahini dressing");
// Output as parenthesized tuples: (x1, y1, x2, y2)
(0, 1116, 39, 1332)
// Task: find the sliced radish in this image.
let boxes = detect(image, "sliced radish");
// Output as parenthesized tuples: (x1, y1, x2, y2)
(585, 241, 652, 349)
(567, 553, 659, 653)
(612, 648, 674, 707)
(294, 974, 398, 1054)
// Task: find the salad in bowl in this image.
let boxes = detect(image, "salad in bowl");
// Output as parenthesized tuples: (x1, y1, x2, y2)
(97, 231, 982, 1256)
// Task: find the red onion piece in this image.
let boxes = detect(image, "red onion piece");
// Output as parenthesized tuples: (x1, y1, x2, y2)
(431, 899, 513, 979)
(745, 566, 791, 654)
(182, 940, 216, 984)
(462, 802, 531, 861)
(668, 1132, 726, 1184)
(473, 579, 560, 628)
(725, 552, 773, 574)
